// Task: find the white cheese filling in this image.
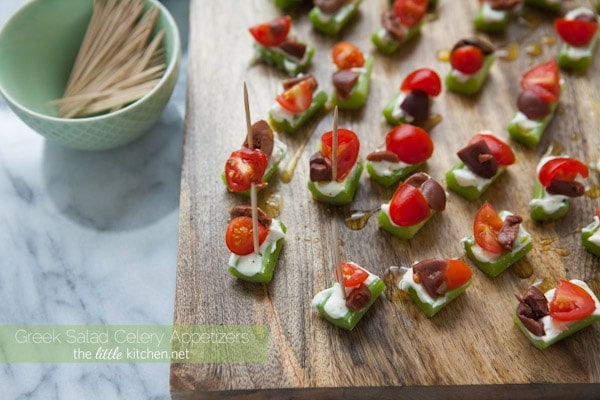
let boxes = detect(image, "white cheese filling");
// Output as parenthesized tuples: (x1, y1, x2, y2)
(389, 92, 415, 122)
(481, 2, 507, 23)
(399, 266, 449, 308)
(529, 155, 571, 214)
(511, 111, 543, 130)
(369, 159, 411, 177)
(583, 216, 600, 246)
(313, 2, 355, 24)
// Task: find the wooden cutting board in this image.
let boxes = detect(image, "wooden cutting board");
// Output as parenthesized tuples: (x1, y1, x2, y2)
(171, 0, 600, 398)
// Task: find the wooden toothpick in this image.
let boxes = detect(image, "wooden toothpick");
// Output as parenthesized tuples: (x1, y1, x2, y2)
(331, 106, 339, 182)
(332, 217, 346, 299)
(243, 82, 260, 255)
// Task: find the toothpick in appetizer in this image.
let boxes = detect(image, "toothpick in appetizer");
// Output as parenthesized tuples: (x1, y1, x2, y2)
(308, 107, 363, 205)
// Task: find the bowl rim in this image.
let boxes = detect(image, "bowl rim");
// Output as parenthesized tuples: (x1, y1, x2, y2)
(0, 0, 181, 124)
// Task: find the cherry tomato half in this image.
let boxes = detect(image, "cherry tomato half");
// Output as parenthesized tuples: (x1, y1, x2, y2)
(521, 60, 561, 103)
(445, 259, 472, 290)
(538, 157, 589, 188)
(332, 41, 365, 70)
(388, 182, 431, 226)
(276, 76, 317, 113)
(450, 45, 484, 75)
(385, 124, 434, 165)
(335, 261, 369, 287)
(248, 15, 291, 47)
(549, 279, 596, 322)
(473, 201, 504, 254)
(400, 68, 442, 96)
(225, 216, 269, 256)
(321, 128, 360, 181)
(468, 133, 515, 166)
(393, 0, 428, 28)
(554, 17, 598, 48)
(224, 148, 268, 192)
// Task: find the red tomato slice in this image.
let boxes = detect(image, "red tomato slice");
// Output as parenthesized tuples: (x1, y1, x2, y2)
(468, 133, 515, 166)
(225, 216, 269, 256)
(385, 124, 433, 164)
(332, 41, 365, 70)
(393, 0, 427, 28)
(445, 259, 472, 290)
(224, 148, 268, 192)
(321, 128, 360, 181)
(521, 60, 561, 103)
(276, 77, 316, 113)
(400, 68, 442, 96)
(248, 15, 291, 47)
(388, 182, 431, 226)
(473, 201, 504, 254)
(335, 261, 369, 287)
(554, 18, 598, 48)
(450, 45, 484, 74)
(549, 279, 596, 322)
(596, 208, 600, 219)
(538, 157, 589, 188)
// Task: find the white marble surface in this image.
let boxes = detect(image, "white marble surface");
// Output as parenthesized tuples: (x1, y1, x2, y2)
(0, 1, 189, 398)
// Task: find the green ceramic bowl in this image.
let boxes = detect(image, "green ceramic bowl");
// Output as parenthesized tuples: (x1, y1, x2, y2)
(0, 0, 181, 150)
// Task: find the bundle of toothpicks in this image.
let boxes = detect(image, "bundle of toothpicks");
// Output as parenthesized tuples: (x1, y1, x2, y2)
(52, 0, 166, 118)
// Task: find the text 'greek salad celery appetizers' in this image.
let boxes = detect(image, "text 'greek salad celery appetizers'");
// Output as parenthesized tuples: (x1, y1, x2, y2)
(508, 60, 562, 148)
(223, 120, 286, 195)
(249, 15, 314, 76)
(330, 41, 374, 110)
(463, 202, 532, 277)
(366, 124, 434, 187)
(474, 0, 521, 32)
(446, 132, 516, 200)
(372, 0, 427, 54)
(515, 279, 600, 349)
(226, 206, 286, 283)
(309, 0, 363, 36)
(378, 172, 446, 239)
(308, 127, 362, 205)
(582, 208, 600, 257)
(269, 74, 327, 134)
(382, 68, 442, 126)
(529, 155, 589, 221)
(445, 37, 496, 95)
(554, 7, 599, 72)
(398, 258, 472, 317)
(312, 261, 384, 330)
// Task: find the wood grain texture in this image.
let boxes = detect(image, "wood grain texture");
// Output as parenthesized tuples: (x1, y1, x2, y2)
(172, 0, 600, 398)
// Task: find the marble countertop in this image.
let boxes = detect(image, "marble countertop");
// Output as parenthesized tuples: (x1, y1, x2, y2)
(0, 1, 188, 398)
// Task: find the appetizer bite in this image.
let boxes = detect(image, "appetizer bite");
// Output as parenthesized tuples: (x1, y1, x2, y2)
(308, 111, 363, 205)
(529, 155, 589, 221)
(382, 68, 442, 126)
(366, 124, 434, 187)
(268, 74, 327, 134)
(249, 15, 315, 76)
(523, 0, 562, 13)
(515, 279, 600, 349)
(330, 41, 374, 110)
(446, 132, 516, 200)
(474, 0, 522, 32)
(507, 60, 562, 148)
(372, 0, 427, 54)
(224, 120, 287, 194)
(462, 202, 533, 277)
(554, 7, 599, 72)
(226, 205, 286, 283)
(582, 208, 600, 257)
(312, 261, 385, 330)
(309, 0, 363, 36)
(445, 37, 496, 95)
(378, 172, 446, 239)
(398, 258, 473, 317)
